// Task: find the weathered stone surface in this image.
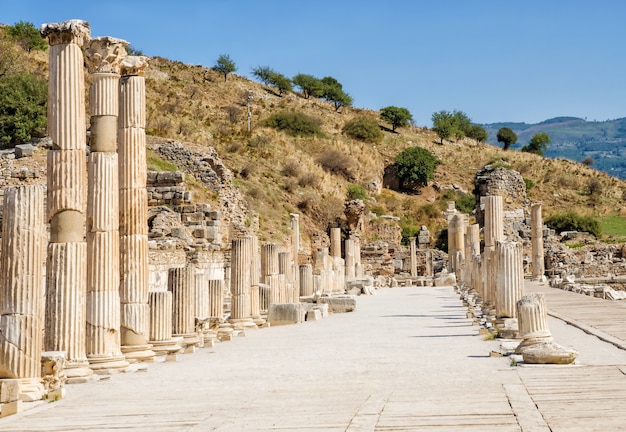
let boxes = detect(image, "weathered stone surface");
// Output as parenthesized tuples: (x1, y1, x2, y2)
(316, 296, 356, 313)
(268, 303, 305, 326)
(522, 342, 577, 365)
(14, 144, 34, 159)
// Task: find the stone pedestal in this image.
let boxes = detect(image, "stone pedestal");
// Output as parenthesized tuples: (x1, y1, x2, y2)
(118, 55, 154, 362)
(168, 266, 200, 349)
(84, 36, 129, 374)
(531, 203, 545, 281)
(148, 291, 180, 355)
(0, 186, 46, 401)
(41, 19, 93, 384)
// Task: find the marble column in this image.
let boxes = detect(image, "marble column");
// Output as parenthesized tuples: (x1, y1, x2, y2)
(230, 238, 254, 327)
(41, 19, 93, 383)
(248, 236, 261, 320)
(495, 240, 524, 319)
(148, 291, 180, 355)
(345, 239, 355, 279)
(278, 251, 294, 302)
(290, 214, 300, 294)
(208, 279, 224, 318)
(118, 55, 154, 362)
(195, 273, 209, 319)
(464, 224, 480, 287)
(299, 264, 314, 297)
(515, 293, 552, 353)
(483, 196, 504, 306)
(531, 203, 545, 281)
(448, 213, 466, 276)
(353, 234, 362, 278)
(168, 266, 199, 347)
(330, 227, 342, 258)
(84, 36, 129, 374)
(409, 237, 417, 278)
(260, 243, 279, 284)
(0, 186, 46, 400)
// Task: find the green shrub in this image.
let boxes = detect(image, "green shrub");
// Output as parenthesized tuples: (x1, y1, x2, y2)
(523, 178, 534, 191)
(545, 212, 601, 238)
(265, 111, 322, 137)
(394, 146, 440, 189)
(342, 116, 383, 143)
(454, 192, 476, 214)
(370, 206, 385, 216)
(0, 72, 47, 146)
(399, 216, 420, 245)
(346, 184, 368, 201)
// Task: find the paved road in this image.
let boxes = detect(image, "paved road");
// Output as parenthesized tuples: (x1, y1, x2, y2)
(2, 284, 626, 431)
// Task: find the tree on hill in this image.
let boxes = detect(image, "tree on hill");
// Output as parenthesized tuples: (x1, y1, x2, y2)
(431, 110, 472, 144)
(522, 132, 551, 156)
(292, 74, 324, 99)
(320, 76, 352, 111)
(0, 72, 47, 146)
(380, 106, 413, 131)
(251, 66, 292, 95)
(497, 127, 517, 150)
(213, 54, 237, 82)
(342, 116, 383, 143)
(5, 21, 46, 53)
(394, 146, 440, 190)
(466, 124, 488, 143)
(251, 65, 274, 85)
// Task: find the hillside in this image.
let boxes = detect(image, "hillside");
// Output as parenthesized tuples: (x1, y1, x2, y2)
(4, 25, 626, 247)
(484, 117, 626, 178)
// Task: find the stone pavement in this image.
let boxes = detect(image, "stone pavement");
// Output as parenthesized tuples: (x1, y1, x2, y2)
(2, 283, 626, 431)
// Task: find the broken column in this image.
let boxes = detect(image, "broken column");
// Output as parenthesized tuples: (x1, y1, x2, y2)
(260, 243, 279, 284)
(84, 36, 129, 374)
(278, 251, 294, 302)
(118, 55, 154, 362)
(448, 213, 466, 278)
(148, 291, 180, 355)
(531, 203, 545, 281)
(168, 266, 199, 349)
(495, 240, 524, 338)
(483, 195, 504, 306)
(345, 238, 356, 279)
(0, 186, 46, 400)
(41, 19, 93, 383)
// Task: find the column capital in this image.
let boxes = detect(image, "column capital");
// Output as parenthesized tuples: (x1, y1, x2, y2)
(121, 55, 149, 77)
(41, 19, 90, 46)
(85, 36, 129, 74)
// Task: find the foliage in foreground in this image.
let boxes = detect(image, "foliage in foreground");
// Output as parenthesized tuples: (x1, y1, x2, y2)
(545, 212, 601, 239)
(0, 72, 47, 146)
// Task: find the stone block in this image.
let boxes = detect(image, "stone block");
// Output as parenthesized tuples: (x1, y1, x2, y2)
(268, 303, 305, 326)
(1, 401, 20, 417)
(306, 310, 322, 321)
(317, 296, 356, 313)
(14, 144, 34, 158)
(0, 379, 19, 404)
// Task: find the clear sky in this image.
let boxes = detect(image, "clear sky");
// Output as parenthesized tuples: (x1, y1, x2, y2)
(2, 0, 625, 126)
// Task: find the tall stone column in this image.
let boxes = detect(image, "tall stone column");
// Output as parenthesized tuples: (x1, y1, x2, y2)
(118, 55, 154, 362)
(168, 266, 199, 348)
(195, 273, 209, 319)
(290, 214, 300, 293)
(352, 233, 363, 278)
(41, 19, 93, 383)
(330, 227, 342, 258)
(0, 186, 46, 400)
(345, 239, 355, 279)
(299, 264, 314, 297)
(260, 243, 279, 284)
(84, 36, 129, 374)
(278, 251, 294, 302)
(531, 203, 545, 281)
(464, 224, 480, 287)
(208, 279, 224, 318)
(483, 196, 504, 306)
(409, 237, 417, 278)
(148, 291, 180, 355)
(495, 240, 524, 319)
(230, 238, 255, 328)
(448, 214, 466, 276)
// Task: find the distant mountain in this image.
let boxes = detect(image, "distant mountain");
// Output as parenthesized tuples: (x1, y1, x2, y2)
(483, 117, 626, 179)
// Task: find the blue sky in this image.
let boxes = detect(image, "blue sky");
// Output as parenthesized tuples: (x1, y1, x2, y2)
(2, 0, 625, 126)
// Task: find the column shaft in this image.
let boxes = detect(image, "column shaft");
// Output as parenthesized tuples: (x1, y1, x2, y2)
(208, 279, 224, 318)
(531, 203, 545, 280)
(299, 264, 314, 297)
(495, 241, 524, 319)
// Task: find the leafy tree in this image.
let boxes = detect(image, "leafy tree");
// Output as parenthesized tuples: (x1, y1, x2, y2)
(213, 54, 237, 82)
(267, 71, 293, 95)
(431, 110, 455, 144)
(126, 45, 144, 56)
(581, 156, 594, 167)
(342, 116, 383, 143)
(320, 76, 352, 111)
(522, 132, 551, 156)
(380, 106, 413, 131)
(497, 127, 517, 150)
(545, 212, 601, 238)
(0, 72, 47, 146)
(394, 146, 441, 189)
(0, 38, 24, 77)
(5, 21, 46, 53)
(292, 74, 324, 99)
(466, 124, 488, 142)
(251, 65, 274, 85)
(265, 111, 322, 137)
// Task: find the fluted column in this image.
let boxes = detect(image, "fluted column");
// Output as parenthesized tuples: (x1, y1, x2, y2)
(0, 186, 46, 400)
(290, 214, 300, 291)
(41, 19, 93, 383)
(345, 239, 355, 279)
(352, 233, 362, 278)
(409, 237, 417, 278)
(448, 214, 466, 276)
(208, 279, 224, 318)
(260, 243, 279, 284)
(483, 196, 504, 307)
(230, 238, 253, 323)
(278, 251, 294, 302)
(84, 36, 129, 373)
(495, 241, 524, 319)
(299, 264, 314, 297)
(531, 203, 545, 280)
(330, 227, 342, 258)
(168, 266, 199, 347)
(118, 55, 154, 361)
(195, 273, 209, 318)
(148, 291, 180, 355)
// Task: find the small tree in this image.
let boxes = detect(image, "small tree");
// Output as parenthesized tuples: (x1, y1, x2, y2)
(5, 21, 46, 53)
(394, 146, 440, 190)
(213, 54, 237, 82)
(467, 124, 488, 142)
(292, 74, 324, 99)
(431, 110, 454, 144)
(0, 72, 47, 146)
(342, 116, 383, 143)
(497, 127, 517, 150)
(267, 71, 293, 95)
(380, 106, 413, 131)
(251, 65, 274, 85)
(320, 76, 352, 111)
(522, 132, 551, 156)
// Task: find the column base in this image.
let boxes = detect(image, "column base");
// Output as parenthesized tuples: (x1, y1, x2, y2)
(121, 344, 156, 363)
(18, 378, 45, 402)
(87, 354, 130, 374)
(172, 333, 200, 349)
(65, 360, 96, 384)
(515, 335, 554, 355)
(217, 323, 234, 341)
(150, 339, 182, 356)
(229, 318, 257, 330)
